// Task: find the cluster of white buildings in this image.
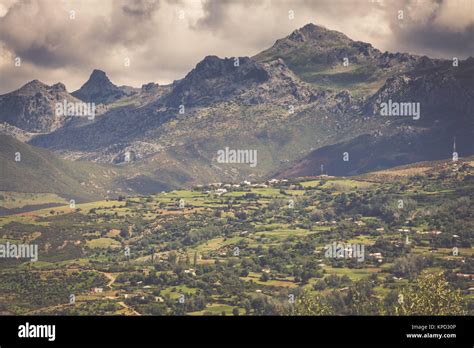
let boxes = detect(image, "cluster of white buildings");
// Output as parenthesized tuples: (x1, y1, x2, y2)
(202, 179, 289, 196)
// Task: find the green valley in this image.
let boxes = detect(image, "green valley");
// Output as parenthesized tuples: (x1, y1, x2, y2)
(0, 158, 472, 315)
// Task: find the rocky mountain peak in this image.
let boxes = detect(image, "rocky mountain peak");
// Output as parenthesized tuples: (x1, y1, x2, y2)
(286, 23, 352, 45)
(16, 79, 49, 95)
(190, 55, 253, 79)
(0, 79, 80, 133)
(12, 80, 69, 97)
(51, 82, 67, 92)
(83, 69, 115, 89)
(299, 23, 337, 35)
(141, 82, 159, 92)
(25, 79, 45, 86)
(166, 56, 272, 106)
(90, 69, 107, 79)
(254, 22, 357, 70)
(72, 69, 126, 104)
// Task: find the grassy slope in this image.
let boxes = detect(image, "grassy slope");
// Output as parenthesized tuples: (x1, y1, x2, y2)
(0, 134, 126, 202)
(254, 41, 388, 97)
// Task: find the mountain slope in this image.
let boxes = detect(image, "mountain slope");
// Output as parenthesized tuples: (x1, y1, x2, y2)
(0, 80, 82, 133)
(0, 134, 132, 201)
(2, 23, 472, 192)
(164, 55, 317, 106)
(29, 53, 363, 186)
(277, 56, 474, 177)
(254, 23, 426, 96)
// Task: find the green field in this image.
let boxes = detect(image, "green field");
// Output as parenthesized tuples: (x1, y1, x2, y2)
(0, 159, 472, 316)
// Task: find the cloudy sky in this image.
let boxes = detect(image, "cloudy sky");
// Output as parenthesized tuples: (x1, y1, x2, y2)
(0, 0, 473, 93)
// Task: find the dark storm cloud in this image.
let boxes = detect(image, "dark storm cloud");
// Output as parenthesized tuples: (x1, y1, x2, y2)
(0, 0, 472, 94)
(122, 0, 160, 18)
(196, 0, 243, 30)
(394, 24, 474, 58)
(383, 0, 474, 58)
(194, 0, 474, 58)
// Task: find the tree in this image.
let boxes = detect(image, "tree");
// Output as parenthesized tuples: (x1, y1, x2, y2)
(251, 297, 266, 314)
(240, 269, 249, 277)
(310, 208, 324, 222)
(346, 280, 381, 315)
(168, 252, 178, 266)
(235, 211, 247, 220)
(313, 279, 327, 291)
(119, 228, 129, 238)
(193, 251, 198, 268)
(395, 272, 466, 315)
(292, 290, 332, 315)
(150, 247, 155, 264)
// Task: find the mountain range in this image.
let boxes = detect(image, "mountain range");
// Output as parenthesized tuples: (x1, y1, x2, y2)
(1, 23, 473, 199)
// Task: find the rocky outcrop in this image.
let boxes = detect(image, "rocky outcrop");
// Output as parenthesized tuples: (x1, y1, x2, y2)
(0, 80, 81, 133)
(365, 59, 474, 120)
(72, 69, 128, 104)
(166, 55, 317, 107)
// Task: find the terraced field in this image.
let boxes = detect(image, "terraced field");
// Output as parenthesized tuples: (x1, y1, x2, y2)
(0, 159, 472, 315)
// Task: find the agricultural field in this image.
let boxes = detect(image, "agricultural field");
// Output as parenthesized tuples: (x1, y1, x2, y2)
(0, 159, 472, 315)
